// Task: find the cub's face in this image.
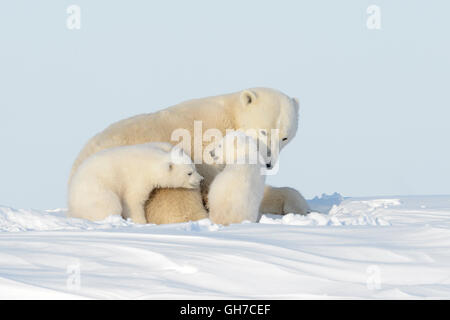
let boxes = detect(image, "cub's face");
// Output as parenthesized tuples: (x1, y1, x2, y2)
(169, 162, 203, 189)
(210, 132, 262, 166)
(235, 88, 299, 168)
(167, 147, 203, 188)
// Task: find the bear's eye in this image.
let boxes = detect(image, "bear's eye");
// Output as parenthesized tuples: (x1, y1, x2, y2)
(282, 137, 288, 141)
(188, 172, 193, 176)
(260, 130, 267, 136)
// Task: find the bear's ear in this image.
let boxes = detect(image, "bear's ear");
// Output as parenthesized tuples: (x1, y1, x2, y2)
(293, 97, 300, 112)
(240, 90, 257, 106)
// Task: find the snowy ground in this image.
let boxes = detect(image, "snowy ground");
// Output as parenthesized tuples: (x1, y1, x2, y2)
(1, 194, 450, 299)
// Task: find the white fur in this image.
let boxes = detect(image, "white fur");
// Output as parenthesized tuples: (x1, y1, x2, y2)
(68, 143, 203, 224)
(208, 132, 266, 225)
(69, 88, 308, 224)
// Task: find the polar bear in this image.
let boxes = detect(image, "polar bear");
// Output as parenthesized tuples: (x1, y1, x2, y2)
(68, 143, 203, 224)
(208, 132, 266, 225)
(70, 87, 310, 224)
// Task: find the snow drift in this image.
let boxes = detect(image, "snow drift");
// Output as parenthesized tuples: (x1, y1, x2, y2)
(1, 194, 450, 299)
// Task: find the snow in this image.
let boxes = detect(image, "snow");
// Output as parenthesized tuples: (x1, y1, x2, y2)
(1, 194, 450, 299)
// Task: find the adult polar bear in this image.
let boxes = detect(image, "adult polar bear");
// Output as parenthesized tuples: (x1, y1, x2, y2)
(69, 87, 310, 224)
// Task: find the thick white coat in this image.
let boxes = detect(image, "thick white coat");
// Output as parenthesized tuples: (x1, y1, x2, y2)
(208, 133, 266, 225)
(68, 143, 202, 223)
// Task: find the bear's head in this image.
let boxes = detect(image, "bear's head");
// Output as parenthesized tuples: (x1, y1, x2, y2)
(165, 147, 204, 189)
(233, 87, 299, 168)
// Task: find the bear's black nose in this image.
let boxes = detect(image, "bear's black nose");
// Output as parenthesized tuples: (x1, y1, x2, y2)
(266, 163, 272, 169)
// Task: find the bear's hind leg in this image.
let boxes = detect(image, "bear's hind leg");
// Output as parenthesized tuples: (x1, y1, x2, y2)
(70, 189, 122, 221)
(260, 186, 310, 215)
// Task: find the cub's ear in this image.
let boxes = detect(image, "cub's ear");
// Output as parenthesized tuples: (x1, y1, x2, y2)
(170, 145, 185, 163)
(173, 146, 184, 157)
(240, 90, 257, 106)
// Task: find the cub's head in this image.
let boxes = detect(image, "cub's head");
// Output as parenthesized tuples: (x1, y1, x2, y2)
(166, 147, 203, 189)
(209, 131, 263, 167)
(234, 87, 299, 168)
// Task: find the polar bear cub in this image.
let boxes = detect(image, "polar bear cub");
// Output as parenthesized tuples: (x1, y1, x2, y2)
(68, 143, 203, 224)
(208, 131, 266, 225)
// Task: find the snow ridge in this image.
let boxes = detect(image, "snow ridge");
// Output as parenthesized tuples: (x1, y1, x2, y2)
(1, 195, 450, 299)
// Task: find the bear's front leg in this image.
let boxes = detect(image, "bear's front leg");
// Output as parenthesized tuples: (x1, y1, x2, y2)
(259, 185, 310, 215)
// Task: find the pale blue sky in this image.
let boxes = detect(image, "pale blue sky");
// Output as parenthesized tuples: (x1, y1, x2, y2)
(0, 1, 449, 209)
